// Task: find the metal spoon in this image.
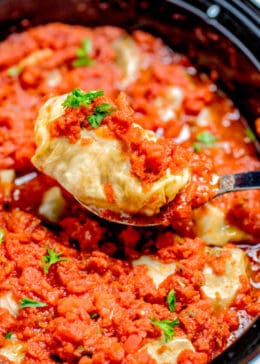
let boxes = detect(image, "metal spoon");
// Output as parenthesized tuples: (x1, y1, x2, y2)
(78, 170, 260, 226)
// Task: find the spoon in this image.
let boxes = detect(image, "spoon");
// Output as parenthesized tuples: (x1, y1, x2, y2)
(78, 170, 260, 226)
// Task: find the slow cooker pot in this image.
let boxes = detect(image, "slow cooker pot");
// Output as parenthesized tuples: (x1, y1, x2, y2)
(0, 0, 259, 363)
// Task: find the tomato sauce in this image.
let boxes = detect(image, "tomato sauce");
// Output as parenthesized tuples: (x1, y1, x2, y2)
(49, 92, 217, 230)
(0, 23, 259, 364)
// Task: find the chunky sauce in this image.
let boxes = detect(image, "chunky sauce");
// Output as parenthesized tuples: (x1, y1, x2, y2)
(0, 23, 259, 364)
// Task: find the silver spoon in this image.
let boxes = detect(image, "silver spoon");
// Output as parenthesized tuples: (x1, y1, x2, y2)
(78, 170, 260, 226)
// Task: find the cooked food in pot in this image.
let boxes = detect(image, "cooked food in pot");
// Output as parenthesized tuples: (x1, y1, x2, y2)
(31, 91, 190, 217)
(0, 23, 259, 364)
(32, 89, 218, 218)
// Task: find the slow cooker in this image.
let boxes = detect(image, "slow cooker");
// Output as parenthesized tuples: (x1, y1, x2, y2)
(0, 1, 259, 363)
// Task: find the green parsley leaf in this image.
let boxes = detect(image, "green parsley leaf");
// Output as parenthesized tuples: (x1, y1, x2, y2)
(167, 289, 176, 313)
(193, 131, 217, 152)
(19, 297, 47, 309)
(62, 88, 104, 108)
(90, 312, 99, 319)
(88, 113, 104, 128)
(192, 142, 202, 153)
(82, 38, 91, 52)
(88, 103, 116, 128)
(72, 38, 94, 68)
(72, 58, 93, 67)
(42, 247, 69, 274)
(7, 66, 23, 76)
(0, 230, 4, 244)
(196, 131, 217, 146)
(245, 128, 256, 142)
(94, 103, 115, 113)
(151, 317, 179, 342)
(5, 332, 12, 339)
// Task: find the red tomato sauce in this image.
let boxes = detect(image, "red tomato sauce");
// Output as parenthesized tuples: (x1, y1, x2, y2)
(49, 93, 192, 182)
(0, 23, 259, 364)
(49, 91, 216, 229)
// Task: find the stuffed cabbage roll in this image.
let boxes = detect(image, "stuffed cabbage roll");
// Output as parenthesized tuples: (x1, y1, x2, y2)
(32, 89, 192, 216)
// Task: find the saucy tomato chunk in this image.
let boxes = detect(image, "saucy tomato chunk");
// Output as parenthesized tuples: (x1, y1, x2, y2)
(0, 23, 259, 364)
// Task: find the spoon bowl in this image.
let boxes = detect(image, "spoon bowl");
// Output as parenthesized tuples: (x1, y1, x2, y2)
(79, 170, 260, 226)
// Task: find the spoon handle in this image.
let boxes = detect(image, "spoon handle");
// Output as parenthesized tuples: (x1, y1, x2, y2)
(217, 170, 260, 196)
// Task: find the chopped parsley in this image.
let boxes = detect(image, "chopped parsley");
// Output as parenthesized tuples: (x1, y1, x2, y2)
(19, 297, 47, 309)
(62, 88, 104, 108)
(7, 65, 23, 76)
(0, 230, 4, 244)
(42, 247, 68, 274)
(151, 317, 179, 342)
(90, 312, 99, 320)
(88, 103, 116, 128)
(167, 289, 176, 313)
(245, 128, 256, 142)
(196, 131, 217, 145)
(62, 89, 116, 128)
(192, 142, 202, 153)
(5, 332, 12, 339)
(193, 131, 217, 152)
(72, 38, 94, 67)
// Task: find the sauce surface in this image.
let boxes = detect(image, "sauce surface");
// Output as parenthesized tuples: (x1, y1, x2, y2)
(32, 89, 216, 221)
(0, 23, 259, 364)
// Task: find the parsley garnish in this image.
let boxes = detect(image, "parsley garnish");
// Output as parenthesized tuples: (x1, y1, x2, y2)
(5, 332, 12, 339)
(62, 88, 104, 108)
(19, 298, 47, 309)
(72, 38, 94, 68)
(167, 289, 176, 313)
(151, 317, 179, 342)
(196, 131, 217, 145)
(90, 312, 99, 319)
(193, 131, 217, 152)
(88, 103, 116, 128)
(245, 128, 256, 142)
(192, 142, 202, 153)
(7, 66, 23, 76)
(0, 230, 4, 244)
(42, 247, 68, 274)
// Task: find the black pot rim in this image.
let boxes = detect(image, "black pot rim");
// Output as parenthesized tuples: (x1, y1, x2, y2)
(166, 0, 260, 69)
